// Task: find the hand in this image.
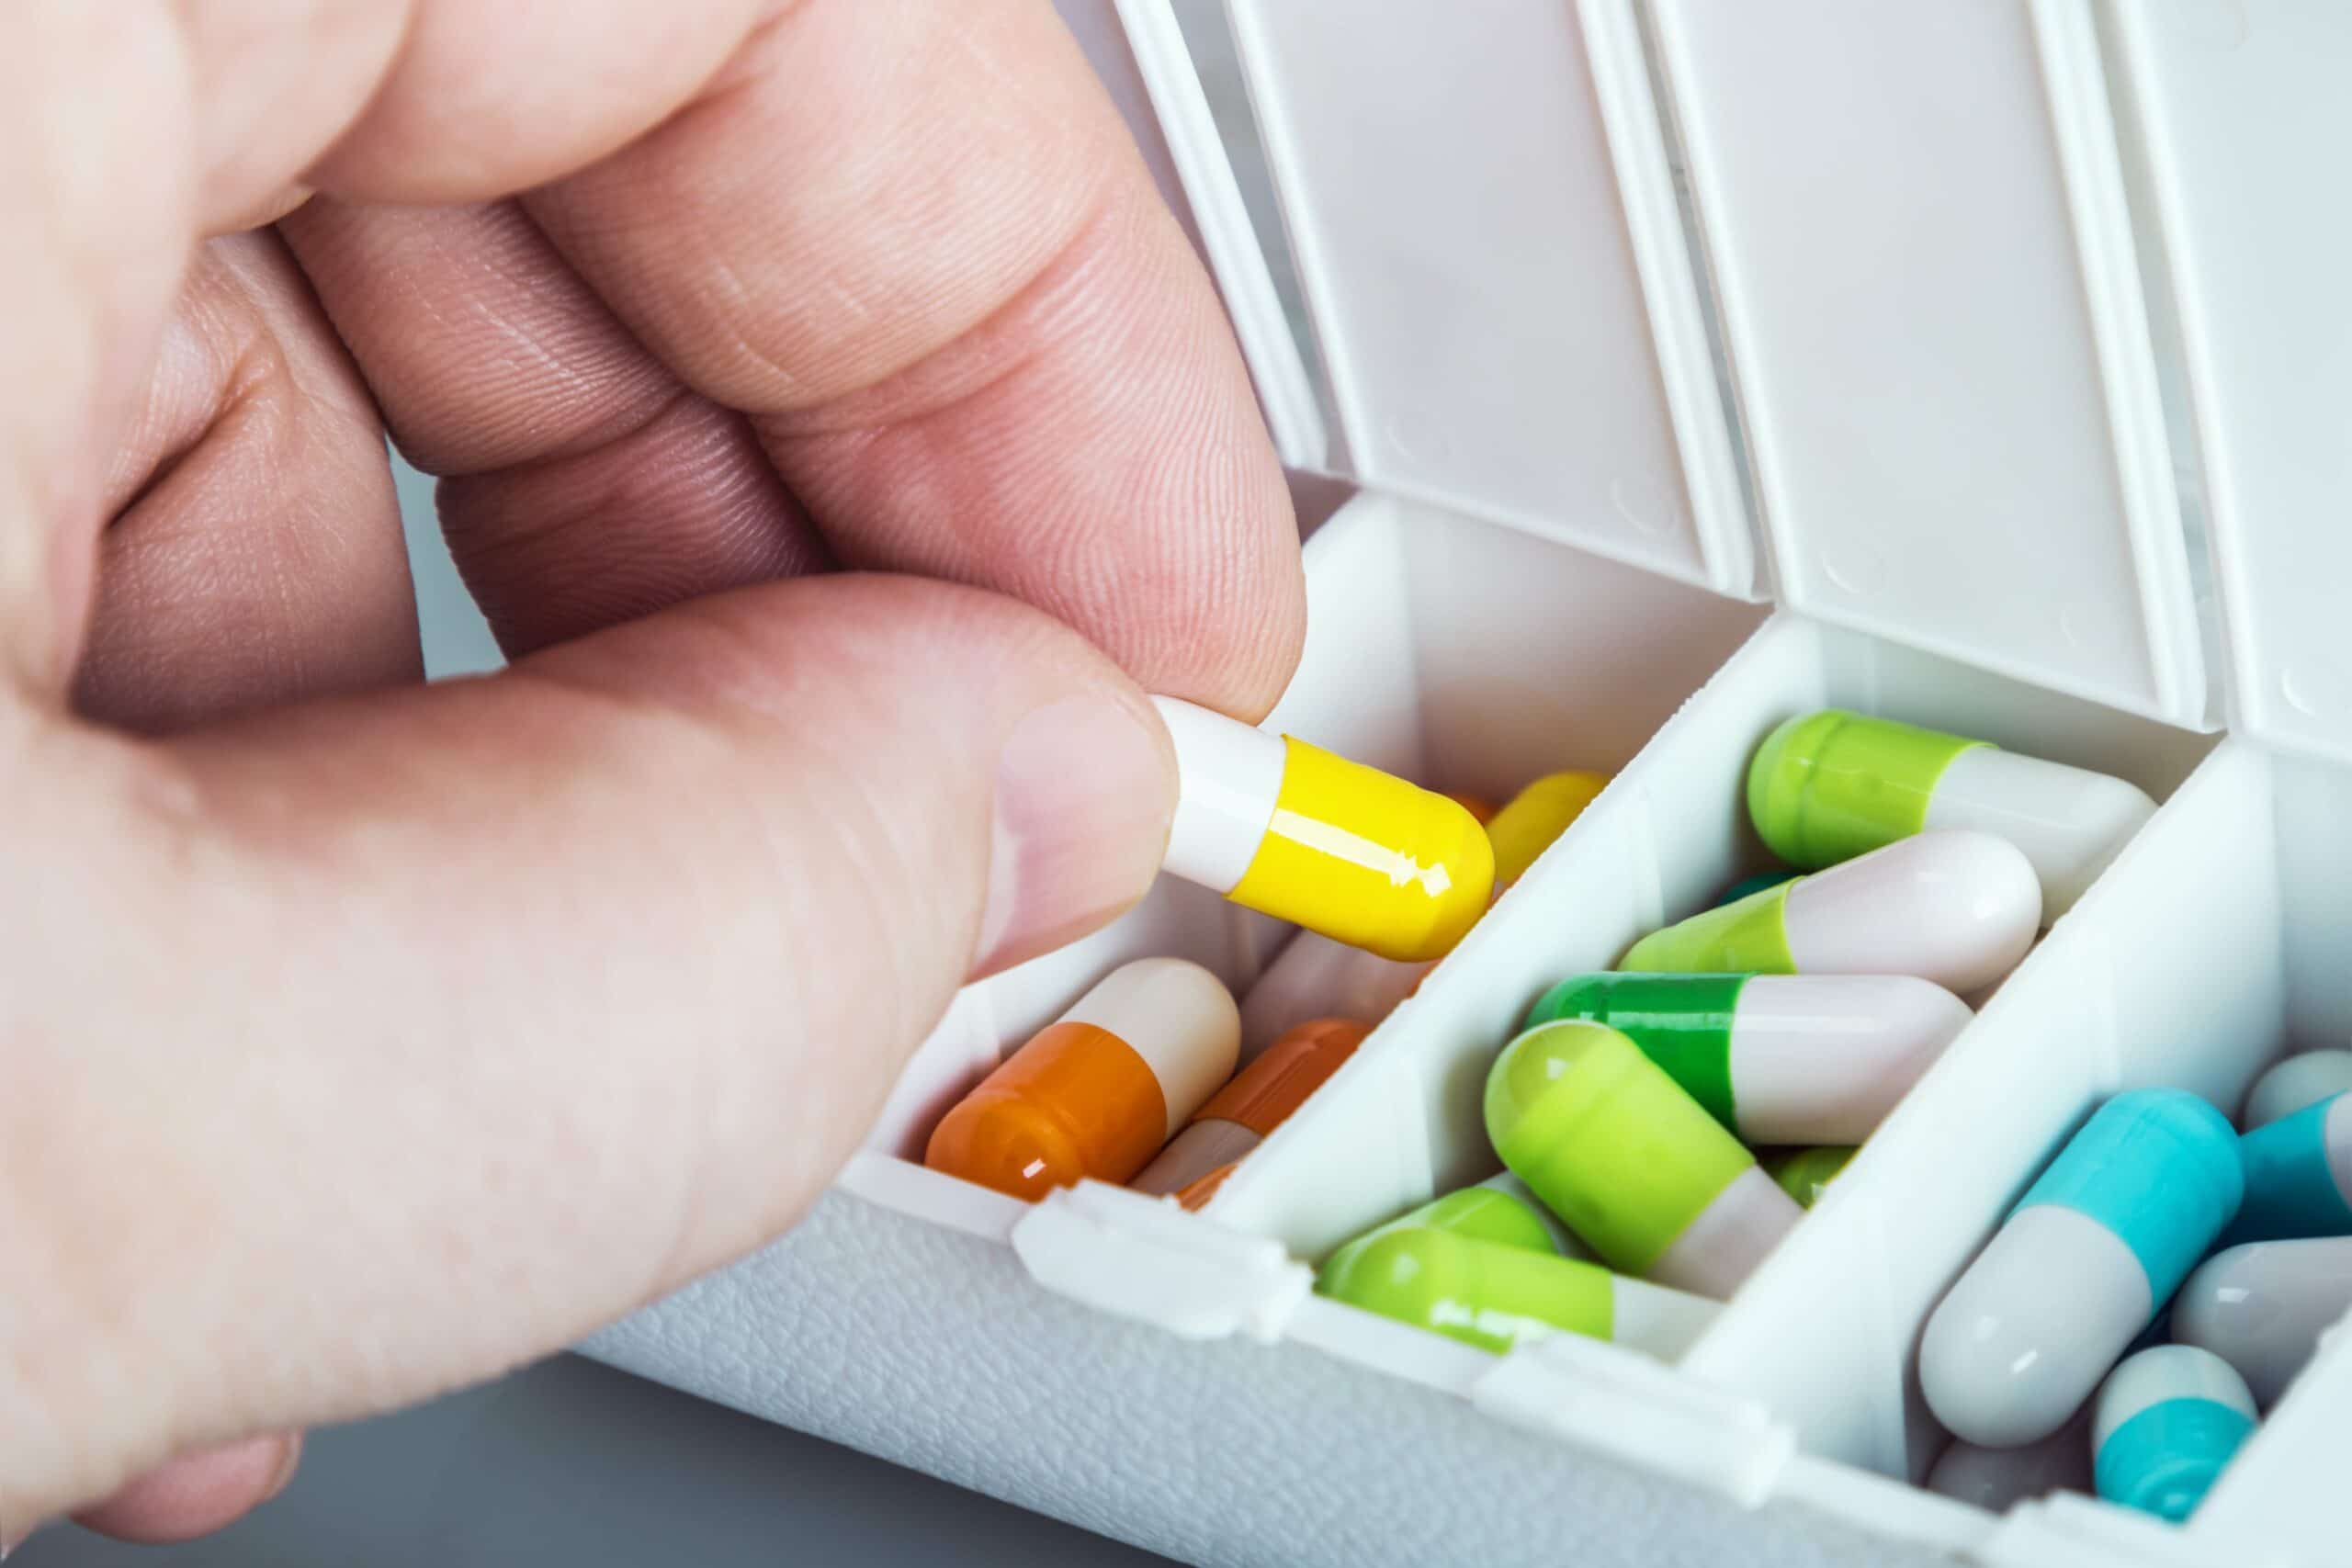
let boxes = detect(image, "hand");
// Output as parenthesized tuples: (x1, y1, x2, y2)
(1, 0, 1301, 1548)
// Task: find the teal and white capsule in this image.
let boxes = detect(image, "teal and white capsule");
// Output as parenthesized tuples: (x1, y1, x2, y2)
(2093, 1346, 2257, 1522)
(2242, 1050, 2352, 1130)
(2222, 1091, 2352, 1246)
(1921, 1090, 2244, 1447)
(1618, 831, 2039, 997)
(1747, 709, 2156, 916)
(1521, 972, 1970, 1145)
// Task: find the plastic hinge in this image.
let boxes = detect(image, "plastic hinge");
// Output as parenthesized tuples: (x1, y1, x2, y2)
(1008, 1179, 1313, 1343)
(1468, 1331, 1794, 1506)
(1975, 1494, 2285, 1568)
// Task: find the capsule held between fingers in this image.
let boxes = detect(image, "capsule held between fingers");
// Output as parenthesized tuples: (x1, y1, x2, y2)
(1152, 697, 1493, 962)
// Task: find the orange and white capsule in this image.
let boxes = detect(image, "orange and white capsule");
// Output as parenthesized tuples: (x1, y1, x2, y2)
(1133, 1017, 1369, 1203)
(925, 959, 1239, 1201)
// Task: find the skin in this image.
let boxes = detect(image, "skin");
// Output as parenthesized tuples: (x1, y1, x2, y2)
(1, 0, 1303, 1549)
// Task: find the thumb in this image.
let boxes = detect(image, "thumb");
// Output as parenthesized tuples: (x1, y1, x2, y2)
(3, 572, 1172, 1524)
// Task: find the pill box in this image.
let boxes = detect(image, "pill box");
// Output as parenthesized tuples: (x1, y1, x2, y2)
(582, 5, 2352, 1564)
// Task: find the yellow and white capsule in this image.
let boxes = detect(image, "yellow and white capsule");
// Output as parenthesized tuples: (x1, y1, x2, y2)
(1153, 698, 1494, 962)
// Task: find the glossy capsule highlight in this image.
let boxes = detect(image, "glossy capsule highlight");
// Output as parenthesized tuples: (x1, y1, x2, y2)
(1486, 1021, 1802, 1300)
(1920, 1090, 2243, 1447)
(1152, 697, 1493, 962)
(1618, 830, 2039, 996)
(1235, 774, 1601, 1057)
(2222, 1091, 2352, 1246)
(2093, 1346, 2257, 1522)
(1747, 709, 2155, 916)
(1522, 973, 1970, 1145)
(925, 959, 1238, 1201)
(2173, 1237, 2352, 1408)
(1132, 1017, 1366, 1203)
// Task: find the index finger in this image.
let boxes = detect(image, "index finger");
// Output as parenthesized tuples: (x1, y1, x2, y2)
(295, 0, 1306, 716)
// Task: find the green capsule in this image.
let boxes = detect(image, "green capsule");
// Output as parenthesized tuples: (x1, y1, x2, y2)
(1316, 1225, 1617, 1353)
(1747, 709, 1984, 869)
(1763, 1145, 1857, 1208)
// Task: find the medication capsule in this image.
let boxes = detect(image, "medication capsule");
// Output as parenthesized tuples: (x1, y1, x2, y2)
(1486, 1021, 1802, 1299)
(1619, 831, 2039, 996)
(1927, 1412, 2095, 1513)
(1132, 1017, 1367, 1201)
(2092, 1346, 2257, 1522)
(1385, 1171, 1594, 1259)
(1920, 1090, 2243, 1447)
(1521, 973, 1970, 1145)
(1713, 868, 1798, 908)
(1315, 1224, 1718, 1359)
(925, 958, 1238, 1201)
(1152, 697, 1493, 962)
(1764, 1145, 1858, 1209)
(2242, 1049, 2352, 1130)
(1235, 774, 1603, 1057)
(2173, 1237, 2352, 1409)
(2222, 1091, 2352, 1246)
(1747, 709, 2155, 916)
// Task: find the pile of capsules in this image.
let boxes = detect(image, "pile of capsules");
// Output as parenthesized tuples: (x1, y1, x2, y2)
(923, 698, 1600, 1208)
(1921, 1049, 2352, 1522)
(917, 697, 2342, 1526)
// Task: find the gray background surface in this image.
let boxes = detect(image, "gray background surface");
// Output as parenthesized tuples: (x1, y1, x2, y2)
(19, 465, 1170, 1567)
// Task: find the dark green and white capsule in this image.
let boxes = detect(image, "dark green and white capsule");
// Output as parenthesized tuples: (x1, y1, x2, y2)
(1523, 973, 1972, 1145)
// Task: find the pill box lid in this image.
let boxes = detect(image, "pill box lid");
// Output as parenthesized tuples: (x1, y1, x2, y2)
(1121, 2, 2352, 746)
(1119, 0, 1758, 601)
(2106, 6, 2352, 768)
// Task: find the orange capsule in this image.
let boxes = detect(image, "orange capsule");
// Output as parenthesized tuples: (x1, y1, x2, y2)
(925, 959, 1238, 1201)
(1448, 793, 1501, 825)
(1133, 1017, 1370, 1202)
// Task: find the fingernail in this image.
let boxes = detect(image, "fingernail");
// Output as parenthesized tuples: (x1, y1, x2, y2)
(263, 1433, 303, 1502)
(976, 694, 1172, 976)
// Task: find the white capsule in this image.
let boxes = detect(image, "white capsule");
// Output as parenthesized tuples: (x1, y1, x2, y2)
(1923, 1206, 2153, 1448)
(1781, 832, 2040, 994)
(2242, 1050, 2352, 1131)
(1927, 1408, 2094, 1513)
(1922, 748, 2155, 918)
(1237, 931, 1429, 1061)
(1620, 831, 2041, 996)
(2173, 1237, 2352, 1409)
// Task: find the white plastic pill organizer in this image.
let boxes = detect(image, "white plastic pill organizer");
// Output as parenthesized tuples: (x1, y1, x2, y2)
(580, 5, 2352, 1566)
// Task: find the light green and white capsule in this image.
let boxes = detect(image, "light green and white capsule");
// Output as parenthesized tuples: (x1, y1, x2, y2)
(1315, 1179, 1714, 1357)
(1765, 1145, 1858, 1209)
(1523, 973, 1970, 1145)
(1747, 709, 2154, 917)
(1486, 1021, 1802, 1300)
(1618, 830, 2038, 997)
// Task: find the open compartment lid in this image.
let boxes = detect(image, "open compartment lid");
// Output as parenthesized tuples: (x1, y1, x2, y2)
(1649, 0, 2211, 728)
(1117, 0, 1758, 597)
(2109, 1, 2352, 767)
